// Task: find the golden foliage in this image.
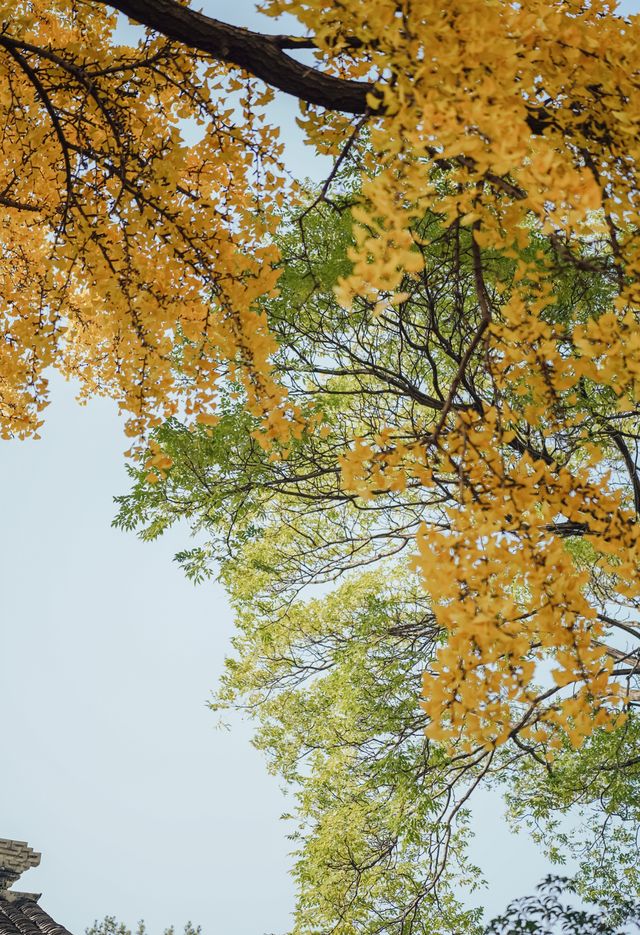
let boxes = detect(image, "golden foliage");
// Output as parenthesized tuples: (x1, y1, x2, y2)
(3, 0, 640, 753)
(0, 1, 296, 443)
(278, 0, 640, 751)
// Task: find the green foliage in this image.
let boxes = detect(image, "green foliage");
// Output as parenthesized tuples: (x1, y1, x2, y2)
(485, 876, 640, 935)
(504, 718, 640, 905)
(216, 565, 483, 933)
(86, 918, 201, 935)
(114, 190, 640, 932)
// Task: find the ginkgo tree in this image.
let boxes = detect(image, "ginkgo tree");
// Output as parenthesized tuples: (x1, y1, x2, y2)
(3, 0, 640, 843)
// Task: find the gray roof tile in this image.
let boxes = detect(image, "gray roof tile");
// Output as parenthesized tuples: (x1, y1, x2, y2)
(0, 841, 73, 935)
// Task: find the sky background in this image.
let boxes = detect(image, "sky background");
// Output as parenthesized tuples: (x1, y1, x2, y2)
(2, 2, 639, 933)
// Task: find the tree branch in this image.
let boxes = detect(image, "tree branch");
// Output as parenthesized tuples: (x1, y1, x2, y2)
(98, 0, 556, 136)
(610, 429, 640, 517)
(97, 0, 374, 113)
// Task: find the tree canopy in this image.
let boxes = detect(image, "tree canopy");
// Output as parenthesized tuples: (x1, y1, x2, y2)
(116, 197, 640, 930)
(88, 878, 640, 935)
(4, 0, 640, 927)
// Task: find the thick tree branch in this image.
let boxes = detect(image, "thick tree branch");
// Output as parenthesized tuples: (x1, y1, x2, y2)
(99, 0, 555, 135)
(98, 0, 374, 113)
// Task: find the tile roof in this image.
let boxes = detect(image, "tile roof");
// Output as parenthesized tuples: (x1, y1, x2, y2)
(0, 840, 74, 935)
(0, 895, 74, 935)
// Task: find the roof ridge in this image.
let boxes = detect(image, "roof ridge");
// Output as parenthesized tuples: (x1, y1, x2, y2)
(0, 841, 41, 897)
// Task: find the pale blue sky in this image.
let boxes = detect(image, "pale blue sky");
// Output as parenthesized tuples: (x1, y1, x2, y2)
(1, 2, 639, 933)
